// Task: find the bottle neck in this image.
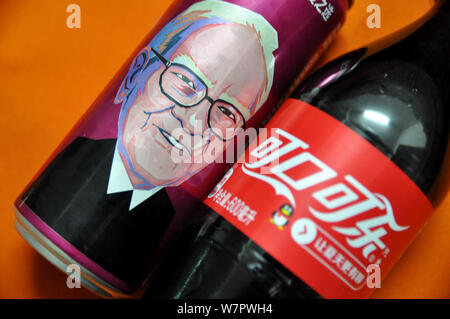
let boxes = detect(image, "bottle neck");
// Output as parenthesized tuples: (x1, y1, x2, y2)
(374, 3, 450, 107)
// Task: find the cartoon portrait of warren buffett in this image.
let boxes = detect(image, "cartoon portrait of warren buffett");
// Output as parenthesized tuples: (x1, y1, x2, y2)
(108, 0, 278, 200)
(16, 1, 280, 288)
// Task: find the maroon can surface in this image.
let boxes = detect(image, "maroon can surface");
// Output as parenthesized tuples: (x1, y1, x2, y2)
(14, 0, 350, 297)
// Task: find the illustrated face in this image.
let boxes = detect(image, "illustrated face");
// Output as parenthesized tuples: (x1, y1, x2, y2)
(118, 22, 268, 189)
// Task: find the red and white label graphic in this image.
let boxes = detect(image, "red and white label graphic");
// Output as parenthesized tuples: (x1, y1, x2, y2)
(204, 99, 434, 299)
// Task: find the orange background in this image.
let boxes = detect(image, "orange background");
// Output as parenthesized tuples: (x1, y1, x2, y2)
(0, 0, 448, 299)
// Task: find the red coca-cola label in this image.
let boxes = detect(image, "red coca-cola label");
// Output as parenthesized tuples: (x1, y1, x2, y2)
(204, 99, 434, 299)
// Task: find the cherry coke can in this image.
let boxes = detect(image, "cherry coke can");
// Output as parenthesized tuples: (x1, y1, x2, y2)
(13, 0, 351, 297)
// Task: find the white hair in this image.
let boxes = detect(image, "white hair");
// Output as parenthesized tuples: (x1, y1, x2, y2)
(182, 0, 279, 112)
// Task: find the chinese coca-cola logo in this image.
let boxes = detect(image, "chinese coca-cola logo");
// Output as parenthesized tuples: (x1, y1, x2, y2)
(242, 128, 409, 265)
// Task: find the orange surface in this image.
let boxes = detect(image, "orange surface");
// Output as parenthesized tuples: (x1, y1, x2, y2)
(0, 0, 448, 299)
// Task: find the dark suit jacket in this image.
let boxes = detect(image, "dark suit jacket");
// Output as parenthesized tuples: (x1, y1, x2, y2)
(22, 137, 176, 287)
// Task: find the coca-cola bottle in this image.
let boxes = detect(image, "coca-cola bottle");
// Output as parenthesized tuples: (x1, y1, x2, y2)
(146, 3, 449, 299)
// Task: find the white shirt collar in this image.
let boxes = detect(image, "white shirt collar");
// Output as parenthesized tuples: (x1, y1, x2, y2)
(107, 145, 162, 211)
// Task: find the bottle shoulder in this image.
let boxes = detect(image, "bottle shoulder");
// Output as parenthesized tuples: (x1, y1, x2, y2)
(300, 59, 449, 206)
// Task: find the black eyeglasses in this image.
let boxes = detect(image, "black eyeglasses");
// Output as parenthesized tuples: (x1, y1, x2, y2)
(151, 48, 246, 141)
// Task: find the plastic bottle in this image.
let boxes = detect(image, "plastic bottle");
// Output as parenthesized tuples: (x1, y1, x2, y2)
(147, 4, 449, 299)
